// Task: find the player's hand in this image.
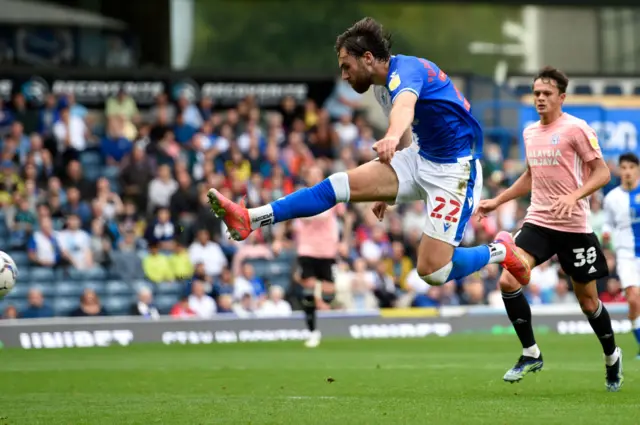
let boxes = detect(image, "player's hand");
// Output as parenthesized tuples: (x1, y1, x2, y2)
(373, 136, 400, 164)
(475, 198, 500, 221)
(551, 194, 578, 219)
(372, 201, 388, 221)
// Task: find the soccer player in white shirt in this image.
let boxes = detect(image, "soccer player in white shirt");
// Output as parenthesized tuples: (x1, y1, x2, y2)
(602, 152, 640, 359)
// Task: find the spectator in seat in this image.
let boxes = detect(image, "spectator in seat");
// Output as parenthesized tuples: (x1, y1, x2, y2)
(257, 285, 292, 317)
(232, 293, 255, 318)
(0, 161, 24, 208)
(177, 95, 203, 130)
(372, 261, 397, 308)
(551, 278, 578, 304)
(27, 215, 64, 268)
(383, 241, 413, 291)
(130, 287, 160, 319)
(112, 229, 144, 281)
(148, 93, 176, 125)
(600, 278, 626, 303)
(2, 305, 18, 319)
(94, 177, 124, 223)
(188, 228, 227, 280)
(173, 112, 198, 145)
(462, 274, 486, 305)
(8, 121, 30, 164)
(120, 145, 154, 212)
(169, 171, 200, 231)
(105, 88, 139, 124)
(70, 288, 109, 317)
(216, 294, 233, 313)
(235, 263, 266, 301)
(101, 116, 133, 168)
(169, 241, 194, 282)
(53, 103, 88, 160)
(147, 164, 178, 213)
(56, 213, 96, 271)
(38, 94, 59, 137)
(20, 288, 54, 319)
(143, 241, 175, 284)
(188, 280, 216, 319)
(62, 160, 94, 200)
(6, 194, 36, 249)
(144, 206, 177, 252)
(62, 187, 92, 229)
(89, 218, 112, 268)
(170, 296, 196, 318)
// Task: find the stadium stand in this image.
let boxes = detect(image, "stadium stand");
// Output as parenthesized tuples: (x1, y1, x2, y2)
(0, 81, 627, 320)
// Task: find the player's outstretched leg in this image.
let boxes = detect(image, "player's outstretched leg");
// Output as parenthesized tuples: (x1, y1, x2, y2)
(208, 161, 398, 241)
(573, 281, 623, 391)
(499, 267, 544, 383)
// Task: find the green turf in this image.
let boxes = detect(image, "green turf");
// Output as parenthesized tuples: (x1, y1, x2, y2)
(0, 334, 638, 425)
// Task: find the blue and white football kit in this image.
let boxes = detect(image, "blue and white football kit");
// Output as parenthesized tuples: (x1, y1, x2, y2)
(373, 55, 484, 246)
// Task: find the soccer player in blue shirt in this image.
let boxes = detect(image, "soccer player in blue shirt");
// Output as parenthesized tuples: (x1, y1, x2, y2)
(208, 17, 530, 306)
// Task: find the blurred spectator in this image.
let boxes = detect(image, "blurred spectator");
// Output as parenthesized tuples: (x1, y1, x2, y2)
(53, 103, 89, 155)
(27, 215, 63, 267)
(600, 278, 626, 303)
(70, 289, 109, 317)
(551, 278, 578, 304)
(257, 285, 292, 317)
(383, 241, 413, 291)
(144, 206, 177, 251)
(147, 164, 178, 213)
(143, 241, 175, 284)
(188, 280, 216, 319)
(170, 296, 197, 318)
(323, 79, 363, 121)
(20, 288, 54, 319)
(169, 242, 194, 281)
(232, 293, 255, 317)
(130, 287, 160, 319)
(56, 214, 95, 271)
(188, 228, 227, 279)
(2, 305, 18, 319)
(105, 89, 139, 123)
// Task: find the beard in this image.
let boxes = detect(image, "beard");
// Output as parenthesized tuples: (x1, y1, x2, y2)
(349, 75, 372, 94)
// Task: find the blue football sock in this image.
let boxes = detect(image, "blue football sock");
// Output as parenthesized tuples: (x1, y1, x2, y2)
(264, 173, 349, 224)
(633, 325, 640, 346)
(446, 245, 491, 281)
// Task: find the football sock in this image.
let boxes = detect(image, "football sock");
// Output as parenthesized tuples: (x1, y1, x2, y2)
(633, 317, 640, 346)
(586, 300, 617, 358)
(445, 243, 506, 281)
(301, 288, 317, 332)
(502, 288, 537, 353)
(248, 172, 350, 230)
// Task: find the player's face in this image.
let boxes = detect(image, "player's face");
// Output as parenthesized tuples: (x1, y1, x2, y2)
(338, 48, 373, 94)
(619, 161, 639, 187)
(532, 78, 566, 115)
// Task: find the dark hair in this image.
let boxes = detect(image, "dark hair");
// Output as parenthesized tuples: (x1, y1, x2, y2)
(335, 17, 392, 61)
(619, 152, 639, 166)
(533, 66, 569, 94)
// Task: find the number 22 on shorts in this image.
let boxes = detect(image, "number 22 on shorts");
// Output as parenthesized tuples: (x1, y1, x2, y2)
(431, 197, 461, 223)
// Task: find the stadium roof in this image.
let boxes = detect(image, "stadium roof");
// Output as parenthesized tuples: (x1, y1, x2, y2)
(0, 0, 127, 29)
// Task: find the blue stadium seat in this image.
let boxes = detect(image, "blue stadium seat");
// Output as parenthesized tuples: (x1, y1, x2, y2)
(574, 85, 593, 95)
(54, 281, 84, 297)
(131, 280, 153, 294)
(80, 281, 106, 295)
(7, 251, 29, 267)
(83, 167, 102, 182)
(53, 297, 79, 316)
(155, 282, 184, 296)
(103, 296, 133, 316)
(105, 280, 133, 296)
(4, 283, 29, 299)
(29, 267, 55, 282)
(3, 298, 28, 313)
(154, 294, 178, 314)
(604, 85, 623, 95)
(268, 260, 292, 276)
(26, 282, 56, 298)
(247, 259, 269, 277)
(268, 276, 291, 291)
(68, 267, 107, 281)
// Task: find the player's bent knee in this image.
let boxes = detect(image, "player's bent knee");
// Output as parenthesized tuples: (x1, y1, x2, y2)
(347, 161, 399, 202)
(578, 296, 600, 316)
(419, 262, 453, 286)
(300, 288, 316, 309)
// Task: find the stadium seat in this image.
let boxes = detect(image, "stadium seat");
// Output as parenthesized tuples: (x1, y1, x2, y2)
(27, 282, 56, 298)
(105, 280, 134, 296)
(29, 267, 55, 282)
(514, 84, 530, 97)
(53, 297, 79, 316)
(268, 275, 291, 291)
(54, 281, 84, 298)
(574, 85, 593, 95)
(68, 267, 107, 281)
(103, 296, 133, 316)
(3, 282, 29, 299)
(604, 85, 623, 95)
(155, 282, 185, 296)
(131, 280, 154, 294)
(7, 251, 29, 267)
(2, 298, 28, 313)
(247, 259, 270, 277)
(154, 295, 178, 314)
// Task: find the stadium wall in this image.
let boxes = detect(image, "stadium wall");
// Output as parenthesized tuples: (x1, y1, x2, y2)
(0, 305, 631, 350)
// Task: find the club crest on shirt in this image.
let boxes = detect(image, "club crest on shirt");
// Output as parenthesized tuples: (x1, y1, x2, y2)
(388, 72, 401, 91)
(589, 135, 600, 149)
(551, 133, 559, 145)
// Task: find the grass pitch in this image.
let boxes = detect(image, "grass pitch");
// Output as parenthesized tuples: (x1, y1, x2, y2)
(1, 334, 638, 425)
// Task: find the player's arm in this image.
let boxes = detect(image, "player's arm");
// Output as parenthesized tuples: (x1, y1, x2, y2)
(397, 127, 413, 151)
(385, 91, 417, 142)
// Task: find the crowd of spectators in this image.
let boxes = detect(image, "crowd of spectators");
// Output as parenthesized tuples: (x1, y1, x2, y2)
(0, 81, 629, 320)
